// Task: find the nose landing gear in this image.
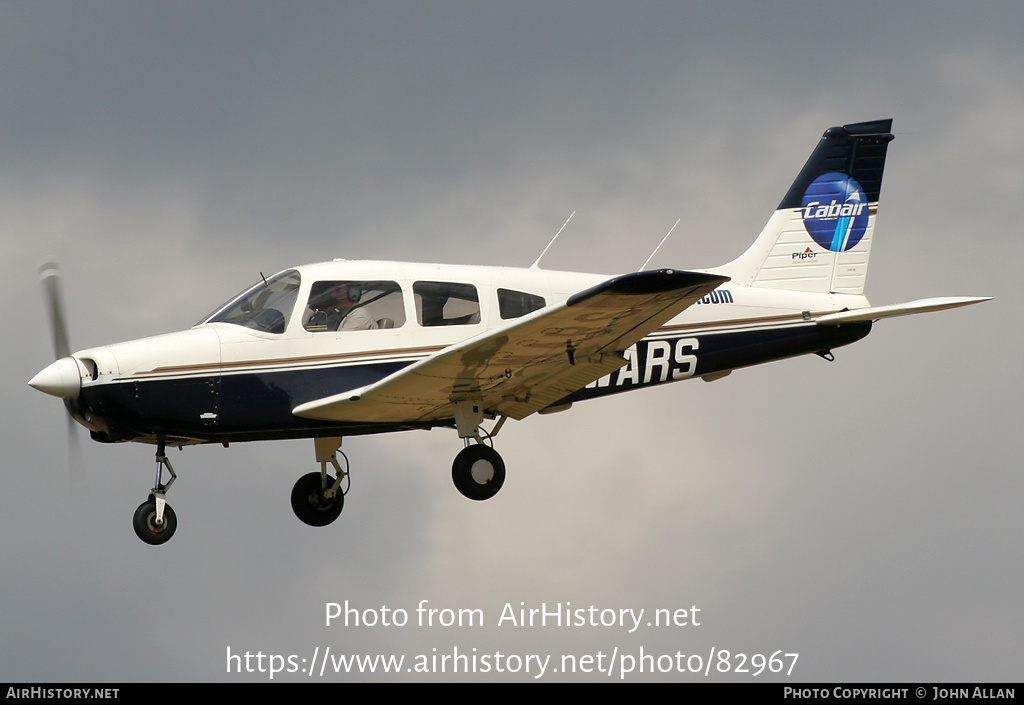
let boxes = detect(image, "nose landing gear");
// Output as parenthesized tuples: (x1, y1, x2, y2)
(133, 443, 178, 545)
(133, 498, 177, 545)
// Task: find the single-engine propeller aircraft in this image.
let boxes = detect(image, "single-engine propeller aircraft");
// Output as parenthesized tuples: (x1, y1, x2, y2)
(29, 119, 989, 544)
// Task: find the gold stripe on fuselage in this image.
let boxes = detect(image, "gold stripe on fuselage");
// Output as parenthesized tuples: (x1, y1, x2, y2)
(136, 311, 839, 379)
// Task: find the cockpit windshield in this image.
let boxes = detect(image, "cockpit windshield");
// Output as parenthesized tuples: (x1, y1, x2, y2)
(199, 270, 301, 334)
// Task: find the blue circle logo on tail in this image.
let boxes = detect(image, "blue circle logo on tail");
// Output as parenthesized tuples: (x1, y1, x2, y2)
(801, 173, 869, 252)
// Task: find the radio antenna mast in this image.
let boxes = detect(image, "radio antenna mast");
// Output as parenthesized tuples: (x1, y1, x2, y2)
(530, 211, 575, 269)
(639, 219, 680, 271)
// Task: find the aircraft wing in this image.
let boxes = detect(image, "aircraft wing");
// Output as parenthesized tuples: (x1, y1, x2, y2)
(292, 269, 729, 424)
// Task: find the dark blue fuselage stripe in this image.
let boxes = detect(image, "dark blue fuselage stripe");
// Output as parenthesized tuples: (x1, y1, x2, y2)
(77, 322, 871, 444)
(560, 322, 870, 404)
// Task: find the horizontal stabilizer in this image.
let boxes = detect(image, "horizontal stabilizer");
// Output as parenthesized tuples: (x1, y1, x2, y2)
(816, 297, 991, 325)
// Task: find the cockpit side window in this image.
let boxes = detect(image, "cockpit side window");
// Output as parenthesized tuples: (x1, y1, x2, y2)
(202, 270, 301, 334)
(413, 281, 480, 326)
(497, 289, 546, 319)
(303, 280, 405, 332)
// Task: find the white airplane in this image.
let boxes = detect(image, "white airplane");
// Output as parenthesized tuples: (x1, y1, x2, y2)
(29, 119, 989, 545)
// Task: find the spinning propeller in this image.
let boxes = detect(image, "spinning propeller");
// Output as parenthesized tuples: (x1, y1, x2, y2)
(32, 262, 85, 483)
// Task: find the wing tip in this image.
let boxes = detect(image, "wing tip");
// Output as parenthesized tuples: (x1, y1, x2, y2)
(568, 270, 729, 305)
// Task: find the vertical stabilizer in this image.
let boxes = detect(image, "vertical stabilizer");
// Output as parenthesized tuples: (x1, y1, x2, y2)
(716, 119, 894, 295)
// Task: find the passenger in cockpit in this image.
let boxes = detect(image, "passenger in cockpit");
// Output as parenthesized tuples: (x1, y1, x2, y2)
(305, 282, 378, 331)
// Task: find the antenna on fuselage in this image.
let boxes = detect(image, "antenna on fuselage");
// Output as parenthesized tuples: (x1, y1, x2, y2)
(638, 219, 681, 271)
(530, 211, 575, 270)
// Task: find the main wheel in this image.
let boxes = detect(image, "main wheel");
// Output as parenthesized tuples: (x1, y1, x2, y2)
(452, 444, 505, 501)
(133, 499, 177, 545)
(291, 472, 344, 527)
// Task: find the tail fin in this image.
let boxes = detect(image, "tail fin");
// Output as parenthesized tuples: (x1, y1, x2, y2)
(716, 119, 895, 295)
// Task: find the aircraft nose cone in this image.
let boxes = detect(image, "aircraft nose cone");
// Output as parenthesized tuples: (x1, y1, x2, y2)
(28, 356, 82, 399)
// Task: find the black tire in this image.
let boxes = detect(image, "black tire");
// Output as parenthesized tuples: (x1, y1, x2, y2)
(452, 445, 505, 501)
(291, 472, 344, 527)
(133, 500, 177, 545)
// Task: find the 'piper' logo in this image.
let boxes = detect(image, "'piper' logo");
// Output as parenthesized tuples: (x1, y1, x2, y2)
(801, 172, 869, 252)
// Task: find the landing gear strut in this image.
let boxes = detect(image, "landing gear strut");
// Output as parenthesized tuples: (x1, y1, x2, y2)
(291, 437, 348, 527)
(133, 442, 178, 545)
(450, 402, 506, 501)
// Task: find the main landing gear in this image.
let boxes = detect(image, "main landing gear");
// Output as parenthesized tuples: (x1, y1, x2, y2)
(291, 437, 349, 527)
(451, 443, 505, 500)
(133, 442, 178, 545)
(449, 402, 506, 501)
(289, 407, 508, 530)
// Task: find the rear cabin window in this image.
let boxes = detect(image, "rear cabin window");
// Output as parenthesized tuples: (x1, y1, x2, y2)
(497, 289, 546, 319)
(303, 280, 405, 332)
(413, 281, 480, 327)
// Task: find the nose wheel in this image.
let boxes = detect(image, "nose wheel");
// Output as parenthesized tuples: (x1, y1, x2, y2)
(133, 496, 177, 545)
(133, 443, 178, 545)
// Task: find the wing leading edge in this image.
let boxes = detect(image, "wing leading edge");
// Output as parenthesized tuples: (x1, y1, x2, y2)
(292, 269, 730, 424)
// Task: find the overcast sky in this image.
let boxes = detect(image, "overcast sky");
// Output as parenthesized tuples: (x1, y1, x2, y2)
(1, 1, 1020, 683)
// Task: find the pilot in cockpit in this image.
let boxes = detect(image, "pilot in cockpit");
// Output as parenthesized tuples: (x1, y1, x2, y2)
(305, 282, 378, 331)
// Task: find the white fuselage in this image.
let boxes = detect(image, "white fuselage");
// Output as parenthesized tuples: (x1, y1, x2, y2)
(45, 258, 869, 446)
